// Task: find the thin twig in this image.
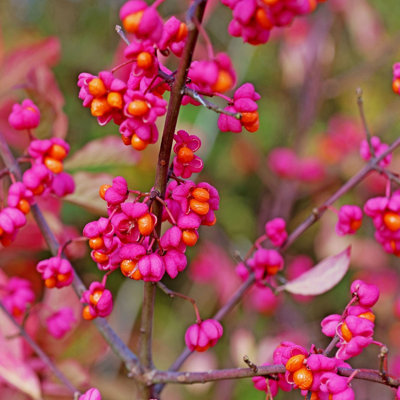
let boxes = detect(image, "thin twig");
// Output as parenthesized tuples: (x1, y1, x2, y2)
(115, 25, 130, 45)
(183, 87, 241, 118)
(157, 282, 202, 323)
(356, 88, 375, 157)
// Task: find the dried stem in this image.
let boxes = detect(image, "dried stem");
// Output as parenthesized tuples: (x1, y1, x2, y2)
(0, 301, 80, 396)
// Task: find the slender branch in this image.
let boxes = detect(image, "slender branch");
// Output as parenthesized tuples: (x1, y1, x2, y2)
(0, 131, 141, 374)
(143, 363, 400, 388)
(183, 86, 241, 118)
(0, 301, 80, 396)
(281, 136, 400, 251)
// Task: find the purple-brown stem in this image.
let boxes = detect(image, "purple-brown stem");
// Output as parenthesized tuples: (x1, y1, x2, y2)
(138, 1, 208, 398)
(142, 363, 400, 388)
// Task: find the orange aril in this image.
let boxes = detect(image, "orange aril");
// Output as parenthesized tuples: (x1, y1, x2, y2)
(211, 70, 234, 93)
(44, 277, 57, 289)
(383, 211, 400, 231)
(93, 251, 109, 263)
(392, 79, 400, 94)
(255, 7, 273, 30)
(189, 199, 210, 215)
(17, 199, 31, 214)
(90, 289, 104, 305)
(91, 97, 112, 117)
(88, 78, 107, 97)
(285, 354, 306, 372)
(82, 305, 95, 320)
(127, 100, 149, 117)
(293, 367, 313, 390)
(107, 92, 123, 109)
(99, 184, 111, 200)
(123, 11, 144, 33)
(131, 134, 148, 151)
(121, 259, 137, 277)
(89, 237, 104, 250)
(177, 146, 194, 163)
(182, 229, 198, 246)
(176, 22, 188, 41)
(341, 322, 352, 342)
(137, 52, 153, 69)
(191, 188, 210, 202)
(137, 213, 154, 236)
(358, 311, 375, 323)
(241, 111, 259, 125)
(48, 144, 67, 161)
(44, 157, 63, 174)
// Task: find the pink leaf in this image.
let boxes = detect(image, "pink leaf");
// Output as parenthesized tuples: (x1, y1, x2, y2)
(64, 136, 139, 170)
(280, 246, 351, 295)
(0, 310, 42, 400)
(64, 172, 114, 215)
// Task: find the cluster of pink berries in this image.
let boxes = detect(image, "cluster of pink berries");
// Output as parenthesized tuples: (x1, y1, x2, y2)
(321, 280, 380, 360)
(364, 190, 400, 256)
(253, 279, 380, 399)
(0, 99, 74, 248)
(78, 147, 219, 319)
(220, 0, 327, 45)
(77, 0, 263, 153)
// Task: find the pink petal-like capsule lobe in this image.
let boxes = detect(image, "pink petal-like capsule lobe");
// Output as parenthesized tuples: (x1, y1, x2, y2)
(46, 307, 76, 339)
(184, 319, 223, 352)
(81, 282, 113, 318)
(8, 99, 40, 130)
(138, 253, 165, 282)
(3, 277, 35, 317)
(336, 205, 363, 236)
(79, 388, 102, 400)
(321, 314, 341, 338)
(104, 176, 128, 205)
(350, 279, 379, 307)
(272, 341, 308, 365)
(265, 217, 287, 246)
